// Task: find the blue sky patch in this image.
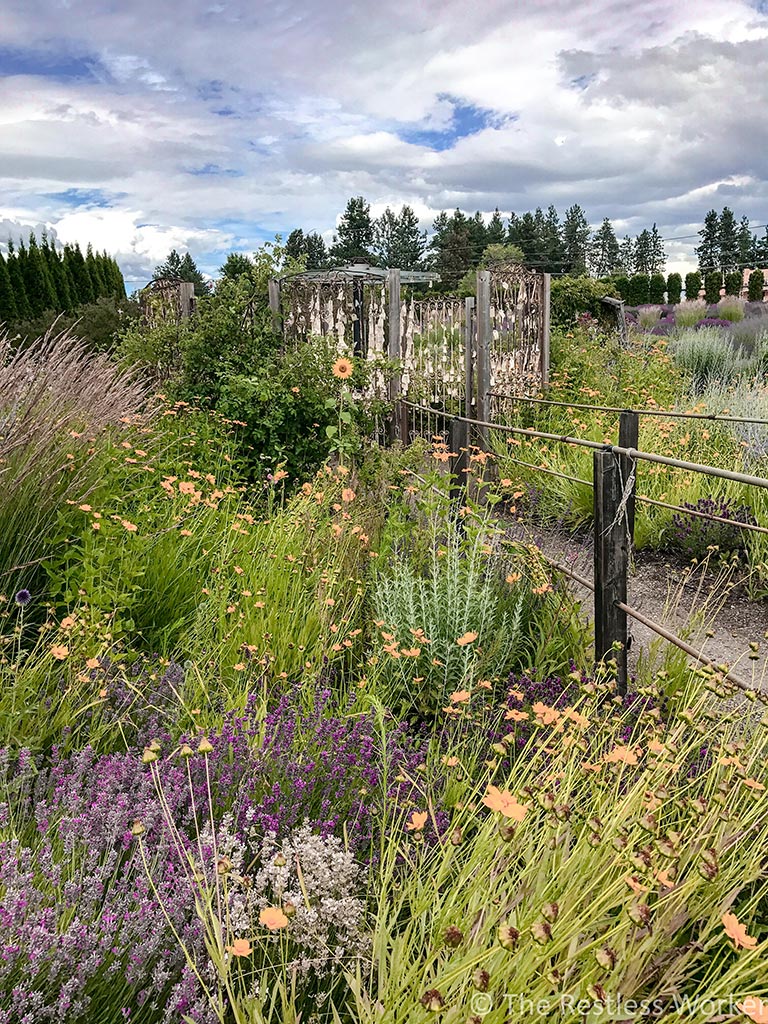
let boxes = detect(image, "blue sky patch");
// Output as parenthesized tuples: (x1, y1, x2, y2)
(46, 187, 121, 208)
(187, 163, 244, 178)
(397, 95, 501, 151)
(0, 46, 102, 81)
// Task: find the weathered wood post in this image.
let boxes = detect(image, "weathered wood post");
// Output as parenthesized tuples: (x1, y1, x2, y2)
(267, 278, 282, 336)
(464, 296, 475, 421)
(476, 271, 491, 447)
(386, 268, 408, 444)
(541, 273, 551, 388)
(594, 449, 629, 694)
(618, 410, 639, 546)
(352, 277, 364, 357)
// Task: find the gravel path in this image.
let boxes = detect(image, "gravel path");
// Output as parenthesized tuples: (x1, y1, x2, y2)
(504, 520, 768, 695)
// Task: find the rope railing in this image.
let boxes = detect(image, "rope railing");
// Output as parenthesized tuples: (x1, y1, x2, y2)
(488, 392, 768, 427)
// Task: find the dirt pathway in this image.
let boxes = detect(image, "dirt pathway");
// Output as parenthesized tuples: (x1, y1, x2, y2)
(505, 521, 768, 695)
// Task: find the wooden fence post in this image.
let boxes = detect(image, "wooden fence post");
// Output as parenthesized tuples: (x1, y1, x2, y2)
(476, 271, 491, 446)
(594, 449, 628, 694)
(268, 279, 282, 336)
(386, 268, 407, 444)
(618, 410, 639, 546)
(449, 414, 469, 507)
(464, 296, 475, 421)
(541, 273, 551, 388)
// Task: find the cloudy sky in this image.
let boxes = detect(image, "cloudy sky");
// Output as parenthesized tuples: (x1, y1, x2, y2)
(2, 0, 768, 290)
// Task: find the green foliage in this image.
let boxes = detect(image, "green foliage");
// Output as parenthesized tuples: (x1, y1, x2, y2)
(550, 275, 617, 325)
(748, 269, 765, 301)
(704, 270, 723, 304)
(627, 273, 650, 306)
(724, 270, 742, 296)
(684, 270, 702, 301)
(12, 295, 140, 352)
(372, 204, 427, 269)
(0, 253, 18, 323)
(666, 272, 682, 304)
(153, 248, 209, 296)
(613, 274, 630, 301)
(328, 196, 377, 265)
(648, 272, 666, 304)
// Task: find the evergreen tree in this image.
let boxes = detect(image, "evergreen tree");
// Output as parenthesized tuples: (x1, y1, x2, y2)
(684, 271, 702, 301)
(517, 211, 541, 263)
(304, 232, 327, 270)
(6, 241, 31, 319)
(486, 208, 506, 245)
(628, 274, 650, 306)
(86, 243, 107, 298)
(737, 215, 754, 270)
(110, 255, 127, 299)
(696, 210, 720, 273)
(428, 211, 450, 271)
(704, 270, 722, 304)
(649, 224, 666, 273)
(717, 207, 739, 273)
(285, 229, 307, 264)
(328, 196, 377, 264)
(589, 218, 620, 277)
(562, 204, 590, 275)
(542, 206, 564, 272)
(634, 230, 653, 275)
(41, 233, 72, 310)
(617, 236, 635, 275)
(756, 227, 768, 267)
(432, 210, 472, 289)
(0, 253, 18, 323)
(72, 243, 95, 304)
(747, 270, 765, 301)
(666, 272, 682, 304)
(373, 208, 398, 267)
(507, 213, 522, 247)
(22, 233, 58, 316)
(467, 211, 488, 266)
(220, 252, 254, 280)
(179, 253, 209, 296)
(649, 273, 666, 304)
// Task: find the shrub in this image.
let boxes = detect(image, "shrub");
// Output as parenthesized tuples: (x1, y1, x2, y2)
(649, 272, 666, 304)
(670, 327, 741, 389)
(549, 276, 617, 326)
(704, 270, 722, 304)
(717, 295, 745, 322)
(674, 298, 707, 327)
(613, 275, 630, 302)
(667, 496, 756, 561)
(666, 272, 682, 304)
(724, 270, 742, 296)
(748, 269, 765, 301)
(637, 304, 662, 328)
(0, 329, 150, 596)
(627, 274, 650, 306)
(684, 271, 702, 300)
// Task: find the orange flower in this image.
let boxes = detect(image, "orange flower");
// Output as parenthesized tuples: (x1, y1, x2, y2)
(51, 645, 69, 660)
(604, 745, 638, 766)
(442, 756, 459, 767)
(738, 998, 768, 1023)
(179, 481, 197, 494)
(332, 357, 354, 380)
(456, 631, 478, 647)
(482, 785, 528, 821)
(341, 488, 356, 503)
(449, 690, 471, 704)
(722, 912, 757, 950)
(406, 810, 428, 832)
(504, 709, 529, 722)
(532, 701, 560, 725)
(227, 938, 253, 956)
(743, 778, 766, 791)
(259, 907, 289, 931)
(121, 520, 138, 533)
(85, 657, 100, 669)
(580, 761, 603, 773)
(505, 573, 522, 584)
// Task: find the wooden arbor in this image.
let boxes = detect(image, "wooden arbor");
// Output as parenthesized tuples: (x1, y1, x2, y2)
(269, 263, 438, 357)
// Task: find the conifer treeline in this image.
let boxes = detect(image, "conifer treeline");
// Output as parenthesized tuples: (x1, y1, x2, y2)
(0, 232, 126, 325)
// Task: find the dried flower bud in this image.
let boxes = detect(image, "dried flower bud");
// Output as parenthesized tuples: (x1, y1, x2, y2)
(449, 827, 463, 846)
(141, 747, 158, 764)
(197, 737, 214, 754)
(628, 901, 651, 927)
(588, 832, 601, 847)
(554, 804, 571, 821)
(420, 989, 445, 1012)
(540, 791, 556, 811)
(497, 924, 520, 950)
(283, 900, 297, 918)
(497, 822, 515, 842)
(217, 856, 232, 875)
(612, 833, 628, 851)
(639, 813, 657, 833)
(530, 920, 552, 944)
(472, 969, 490, 992)
(273, 854, 287, 867)
(492, 742, 507, 757)
(689, 798, 707, 816)
(656, 839, 678, 860)
(587, 983, 608, 1004)
(594, 946, 616, 970)
(541, 902, 559, 923)
(130, 819, 145, 837)
(443, 925, 464, 948)
(179, 743, 194, 758)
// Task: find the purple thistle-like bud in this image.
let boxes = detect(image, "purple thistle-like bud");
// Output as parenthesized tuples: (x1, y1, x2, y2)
(14, 589, 31, 606)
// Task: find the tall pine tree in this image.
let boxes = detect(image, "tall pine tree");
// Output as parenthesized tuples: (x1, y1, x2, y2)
(0, 253, 18, 323)
(328, 196, 377, 264)
(717, 208, 739, 273)
(5, 241, 31, 319)
(486, 208, 506, 245)
(22, 233, 58, 316)
(562, 204, 591, 275)
(589, 218, 620, 277)
(696, 210, 720, 273)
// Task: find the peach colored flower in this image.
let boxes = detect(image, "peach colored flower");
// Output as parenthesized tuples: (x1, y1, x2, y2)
(259, 907, 289, 931)
(406, 811, 428, 832)
(738, 998, 768, 1023)
(455, 631, 478, 647)
(532, 701, 560, 725)
(227, 938, 252, 956)
(449, 689, 471, 704)
(85, 657, 100, 669)
(51, 645, 69, 660)
(604, 745, 638, 765)
(504, 709, 529, 722)
(121, 520, 138, 532)
(341, 488, 356, 502)
(743, 778, 766, 791)
(722, 913, 757, 950)
(482, 785, 529, 821)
